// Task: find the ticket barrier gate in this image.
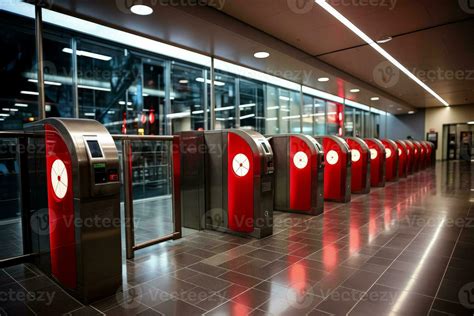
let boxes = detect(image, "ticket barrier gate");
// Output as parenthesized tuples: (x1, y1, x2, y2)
(382, 139, 399, 182)
(412, 140, 422, 172)
(404, 140, 415, 175)
(268, 134, 324, 215)
(426, 141, 436, 165)
(423, 141, 434, 166)
(420, 141, 431, 169)
(346, 137, 370, 194)
(365, 138, 386, 187)
(180, 130, 274, 238)
(24, 118, 122, 303)
(317, 136, 352, 203)
(396, 140, 408, 178)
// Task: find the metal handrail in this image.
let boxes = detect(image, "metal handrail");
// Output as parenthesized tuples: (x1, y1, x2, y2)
(112, 134, 181, 259)
(111, 134, 176, 141)
(0, 131, 42, 138)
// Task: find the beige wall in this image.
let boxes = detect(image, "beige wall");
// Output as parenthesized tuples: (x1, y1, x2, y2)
(425, 104, 474, 160)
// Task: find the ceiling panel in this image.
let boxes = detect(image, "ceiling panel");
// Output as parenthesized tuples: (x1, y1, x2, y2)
(207, 0, 473, 108)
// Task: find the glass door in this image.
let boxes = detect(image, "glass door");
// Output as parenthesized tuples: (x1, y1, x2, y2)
(0, 138, 22, 260)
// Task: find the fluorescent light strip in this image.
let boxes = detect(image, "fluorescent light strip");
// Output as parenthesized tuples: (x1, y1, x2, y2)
(240, 114, 256, 120)
(344, 99, 370, 111)
(215, 106, 235, 112)
(78, 85, 111, 92)
(239, 103, 256, 109)
(28, 79, 62, 86)
(15, 103, 28, 107)
(62, 48, 112, 61)
(0, 114, 10, 117)
(315, 0, 449, 107)
(21, 90, 39, 95)
(266, 106, 280, 111)
(3, 1, 211, 67)
(282, 115, 301, 120)
(167, 111, 191, 119)
(302, 86, 344, 104)
(214, 59, 301, 91)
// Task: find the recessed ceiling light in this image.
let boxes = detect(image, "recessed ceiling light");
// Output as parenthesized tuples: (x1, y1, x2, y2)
(350, 89, 360, 93)
(468, 121, 474, 125)
(377, 36, 393, 44)
(371, 97, 380, 101)
(408, 111, 415, 114)
(130, 4, 153, 16)
(315, 0, 449, 107)
(397, 108, 403, 111)
(254, 51, 270, 59)
(179, 79, 189, 84)
(318, 77, 330, 82)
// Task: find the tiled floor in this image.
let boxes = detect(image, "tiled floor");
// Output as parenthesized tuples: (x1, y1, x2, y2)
(1, 161, 474, 315)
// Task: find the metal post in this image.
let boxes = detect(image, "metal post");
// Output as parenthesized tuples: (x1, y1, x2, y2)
(71, 38, 79, 118)
(35, 5, 46, 120)
(210, 58, 216, 130)
(203, 69, 209, 130)
(300, 85, 304, 133)
(122, 140, 135, 259)
(235, 78, 240, 128)
(171, 137, 182, 240)
(164, 61, 172, 135)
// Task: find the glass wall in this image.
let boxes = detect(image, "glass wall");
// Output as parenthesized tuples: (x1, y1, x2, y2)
(0, 7, 386, 138)
(345, 106, 355, 137)
(302, 95, 326, 136)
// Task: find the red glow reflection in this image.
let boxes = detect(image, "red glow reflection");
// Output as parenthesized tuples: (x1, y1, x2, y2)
(322, 214, 338, 270)
(289, 263, 307, 293)
(369, 209, 377, 242)
(349, 213, 361, 254)
(384, 206, 392, 230)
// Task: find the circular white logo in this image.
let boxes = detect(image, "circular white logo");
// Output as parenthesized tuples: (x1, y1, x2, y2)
(51, 159, 68, 199)
(351, 150, 361, 162)
(326, 150, 339, 165)
(370, 149, 378, 160)
(386, 148, 392, 158)
(293, 151, 309, 169)
(232, 154, 250, 177)
(398, 148, 402, 156)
